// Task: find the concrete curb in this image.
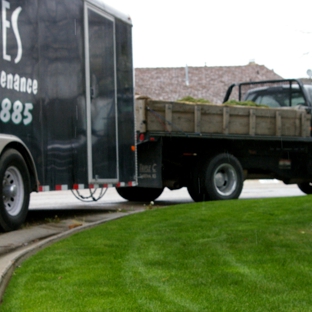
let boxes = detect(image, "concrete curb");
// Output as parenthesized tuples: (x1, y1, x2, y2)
(0, 209, 143, 301)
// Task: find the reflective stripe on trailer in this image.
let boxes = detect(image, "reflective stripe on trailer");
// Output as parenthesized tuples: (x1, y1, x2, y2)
(55, 185, 68, 191)
(38, 181, 137, 192)
(38, 185, 50, 192)
(116, 181, 137, 187)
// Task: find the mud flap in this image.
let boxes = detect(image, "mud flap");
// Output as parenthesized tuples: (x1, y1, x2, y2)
(137, 139, 162, 188)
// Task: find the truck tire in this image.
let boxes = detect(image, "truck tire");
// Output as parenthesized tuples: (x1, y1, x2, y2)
(116, 187, 164, 202)
(187, 178, 210, 202)
(203, 153, 243, 200)
(0, 149, 30, 232)
(187, 160, 210, 202)
(297, 182, 312, 194)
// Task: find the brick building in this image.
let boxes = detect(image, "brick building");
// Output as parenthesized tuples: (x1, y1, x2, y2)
(135, 63, 282, 104)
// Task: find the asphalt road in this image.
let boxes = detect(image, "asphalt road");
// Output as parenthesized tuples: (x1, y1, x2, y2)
(29, 179, 305, 211)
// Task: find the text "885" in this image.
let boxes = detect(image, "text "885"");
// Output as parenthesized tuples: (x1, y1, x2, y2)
(1, 98, 33, 125)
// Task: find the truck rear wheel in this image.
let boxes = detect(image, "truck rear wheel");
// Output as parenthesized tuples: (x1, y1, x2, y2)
(297, 182, 312, 194)
(187, 178, 210, 202)
(116, 187, 164, 202)
(203, 153, 243, 200)
(187, 160, 210, 202)
(0, 149, 30, 232)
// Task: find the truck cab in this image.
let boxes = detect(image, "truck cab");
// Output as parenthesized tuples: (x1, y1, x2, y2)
(244, 84, 312, 108)
(224, 79, 312, 109)
(223, 78, 312, 195)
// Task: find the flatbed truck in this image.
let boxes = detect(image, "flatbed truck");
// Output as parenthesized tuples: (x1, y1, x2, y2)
(116, 93, 312, 203)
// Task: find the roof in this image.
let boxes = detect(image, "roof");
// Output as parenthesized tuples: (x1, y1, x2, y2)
(135, 63, 283, 104)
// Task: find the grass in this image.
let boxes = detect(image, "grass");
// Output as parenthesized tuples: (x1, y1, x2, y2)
(177, 96, 211, 104)
(2, 196, 312, 311)
(223, 100, 269, 108)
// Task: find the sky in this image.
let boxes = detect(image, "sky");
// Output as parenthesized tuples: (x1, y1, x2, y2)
(104, 0, 312, 79)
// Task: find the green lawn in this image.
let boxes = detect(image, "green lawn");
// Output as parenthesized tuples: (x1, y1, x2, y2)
(2, 196, 312, 311)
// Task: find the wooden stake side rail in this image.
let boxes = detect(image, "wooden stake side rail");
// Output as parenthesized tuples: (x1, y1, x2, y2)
(135, 98, 311, 138)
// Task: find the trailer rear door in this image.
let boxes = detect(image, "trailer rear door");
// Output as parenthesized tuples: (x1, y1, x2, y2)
(84, 3, 119, 184)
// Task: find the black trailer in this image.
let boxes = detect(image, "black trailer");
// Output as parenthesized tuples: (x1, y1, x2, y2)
(0, 0, 136, 231)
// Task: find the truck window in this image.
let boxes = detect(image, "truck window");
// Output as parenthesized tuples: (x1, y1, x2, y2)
(245, 94, 280, 107)
(257, 95, 280, 107)
(306, 87, 312, 103)
(287, 92, 306, 106)
(245, 89, 306, 108)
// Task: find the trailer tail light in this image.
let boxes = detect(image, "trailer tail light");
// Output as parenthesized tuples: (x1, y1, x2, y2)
(183, 153, 197, 156)
(139, 133, 145, 142)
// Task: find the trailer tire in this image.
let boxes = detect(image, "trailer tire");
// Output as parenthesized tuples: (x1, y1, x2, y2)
(0, 149, 30, 232)
(297, 182, 312, 194)
(203, 153, 243, 200)
(116, 187, 164, 202)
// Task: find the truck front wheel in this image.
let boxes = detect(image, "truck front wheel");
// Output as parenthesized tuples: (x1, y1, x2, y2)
(0, 149, 30, 232)
(203, 153, 243, 200)
(116, 187, 164, 202)
(297, 182, 312, 194)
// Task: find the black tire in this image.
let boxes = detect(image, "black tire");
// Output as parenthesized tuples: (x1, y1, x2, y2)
(116, 187, 164, 202)
(297, 182, 312, 194)
(187, 160, 210, 202)
(203, 153, 243, 200)
(0, 149, 30, 232)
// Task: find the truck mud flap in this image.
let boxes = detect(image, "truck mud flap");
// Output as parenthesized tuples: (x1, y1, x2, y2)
(137, 140, 162, 188)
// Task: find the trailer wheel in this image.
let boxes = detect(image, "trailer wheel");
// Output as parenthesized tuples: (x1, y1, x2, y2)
(0, 149, 30, 232)
(297, 182, 312, 194)
(203, 153, 243, 200)
(116, 187, 164, 202)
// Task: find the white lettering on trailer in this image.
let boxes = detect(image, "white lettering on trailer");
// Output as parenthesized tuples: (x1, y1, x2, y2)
(11, 6, 22, 63)
(0, 98, 33, 125)
(2, 0, 22, 63)
(1, 2, 39, 102)
(1, 70, 38, 95)
(2, 0, 10, 61)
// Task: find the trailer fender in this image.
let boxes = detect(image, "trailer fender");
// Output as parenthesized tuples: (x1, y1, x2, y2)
(0, 134, 38, 192)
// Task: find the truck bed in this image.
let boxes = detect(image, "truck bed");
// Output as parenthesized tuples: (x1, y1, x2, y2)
(135, 97, 311, 139)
